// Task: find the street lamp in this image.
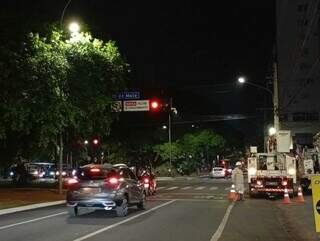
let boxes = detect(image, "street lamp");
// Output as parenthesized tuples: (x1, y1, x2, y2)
(69, 22, 80, 34)
(237, 75, 279, 133)
(268, 127, 276, 136)
(238, 76, 246, 84)
(162, 125, 168, 130)
(84, 140, 89, 145)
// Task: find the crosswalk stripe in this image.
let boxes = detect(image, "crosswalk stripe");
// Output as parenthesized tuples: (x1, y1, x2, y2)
(181, 186, 191, 190)
(210, 187, 218, 190)
(167, 186, 179, 190)
(195, 186, 205, 190)
(157, 187, 165, 190)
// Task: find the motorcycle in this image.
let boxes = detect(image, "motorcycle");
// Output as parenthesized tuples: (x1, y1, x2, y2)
(139, 172, 156, 196)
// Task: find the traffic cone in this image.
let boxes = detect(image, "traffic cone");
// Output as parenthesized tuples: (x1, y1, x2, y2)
(282, 188, 291, 204)
(228, 184, 238, 201)
(295, 186, 305, 203)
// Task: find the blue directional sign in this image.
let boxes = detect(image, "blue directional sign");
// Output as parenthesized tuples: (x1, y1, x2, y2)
(112, 91, 140, 100)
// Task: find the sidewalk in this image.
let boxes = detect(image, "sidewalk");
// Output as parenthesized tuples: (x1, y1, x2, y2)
(0, 188, 65, 210)
(276, 195, 320, 241)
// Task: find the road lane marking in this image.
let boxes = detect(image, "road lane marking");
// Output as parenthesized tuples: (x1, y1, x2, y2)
(157, 187, 165, 190)
(195, 186, 205, 190)
(210, 201, 235, 241)
(166, 186, 179, 190)
(72, 200, 176, 241)
(181, 186, 191, 190)
(210, 187, 218, 190)
(0, 212, 67, 230)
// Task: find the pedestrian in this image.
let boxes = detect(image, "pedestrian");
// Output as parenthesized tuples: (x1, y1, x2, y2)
(232, 161, 245, 201)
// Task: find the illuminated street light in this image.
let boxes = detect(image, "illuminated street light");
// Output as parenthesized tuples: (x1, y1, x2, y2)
(69, 22, 80, 34)
(269, 127, 276, 136)
(238, 76, 246, 84)
(84, 140, 89, 145)
(162, 125, 168, 130)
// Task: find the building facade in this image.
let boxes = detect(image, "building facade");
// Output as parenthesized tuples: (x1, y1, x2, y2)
(276, 0, 320, 145)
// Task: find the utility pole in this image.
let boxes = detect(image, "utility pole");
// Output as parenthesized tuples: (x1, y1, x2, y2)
(273, 61, 280, 133)
(168, 97, 172, 174)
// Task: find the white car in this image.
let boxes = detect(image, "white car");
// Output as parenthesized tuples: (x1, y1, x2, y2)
(211, 167, 226, 178)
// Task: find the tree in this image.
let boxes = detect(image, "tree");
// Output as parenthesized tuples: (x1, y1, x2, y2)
(0, 28, 129, 175)
(153, 129, 225, 174)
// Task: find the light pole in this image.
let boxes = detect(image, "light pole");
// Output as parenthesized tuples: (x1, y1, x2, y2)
(168, 98, 177, 175)
(237, 73, 280, 133)
(60, 0, 73, 27)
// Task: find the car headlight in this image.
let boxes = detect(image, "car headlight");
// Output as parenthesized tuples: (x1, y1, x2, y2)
(62, 171, 67, 176)
(288, 168, 296, 175)
(248, 167, 257, 175)
(9, 171, 14, 176)
(56, 171, 59, 175)
(33, 170, 39, 175)
(50, 171, 55, 176)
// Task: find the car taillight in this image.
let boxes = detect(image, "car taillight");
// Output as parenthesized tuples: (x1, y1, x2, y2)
(282, 180, 288, 186)
(108, 177, 119, 185)
(143, 178, 149, 183)
(67, 178, 79, 185)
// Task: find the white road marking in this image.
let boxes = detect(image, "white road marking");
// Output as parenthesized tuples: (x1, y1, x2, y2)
(210, 201, 235, 241)
(195, 186, 205, 190)
(166, 186, 179, 190)
(72, 200, 176, 241)
(0, 211, 67, 230)
(210, 187, 218, 190)
(181, 186, 191, 190)
(157, 186, 165, 190)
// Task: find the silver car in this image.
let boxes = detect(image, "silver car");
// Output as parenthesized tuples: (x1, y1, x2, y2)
(66, 164, 146, 217)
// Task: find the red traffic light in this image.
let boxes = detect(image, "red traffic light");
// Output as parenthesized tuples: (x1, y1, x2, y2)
(150, 100, 160, 111)
(93, 139, 99, 145)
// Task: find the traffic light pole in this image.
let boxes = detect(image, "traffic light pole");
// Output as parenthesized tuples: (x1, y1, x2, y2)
(168, 109, 172, 174)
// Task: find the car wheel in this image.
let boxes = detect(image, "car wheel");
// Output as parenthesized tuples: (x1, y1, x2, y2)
(116, 198, 128, 217)
(137, 192, 146, 210)
(68, 206, 78, 217)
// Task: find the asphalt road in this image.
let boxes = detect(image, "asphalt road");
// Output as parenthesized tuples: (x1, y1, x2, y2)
(0, 178, 309, 241)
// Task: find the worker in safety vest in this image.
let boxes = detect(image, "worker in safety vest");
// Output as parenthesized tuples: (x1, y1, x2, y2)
(232, 161, 245, 200)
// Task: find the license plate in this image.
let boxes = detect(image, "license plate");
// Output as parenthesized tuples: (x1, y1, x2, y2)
(80, 188, 101, 194)
(266, 182, 278, 186)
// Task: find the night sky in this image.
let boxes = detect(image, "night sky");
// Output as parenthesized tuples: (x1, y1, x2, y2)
(0, 0, 275, 146)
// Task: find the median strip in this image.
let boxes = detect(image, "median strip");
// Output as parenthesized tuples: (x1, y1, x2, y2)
(0, 200, 66, 216)
(0, 211, 67, 230)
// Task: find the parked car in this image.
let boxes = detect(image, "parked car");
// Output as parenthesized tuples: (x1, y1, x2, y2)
(211, 166, 227, 178)
(66, 163, 146, 217)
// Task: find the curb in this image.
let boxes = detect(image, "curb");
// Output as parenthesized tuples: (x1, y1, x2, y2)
(0, 200, 66, 216)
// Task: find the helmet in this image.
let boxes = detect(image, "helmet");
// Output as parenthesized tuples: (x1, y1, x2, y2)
(235, 161, 242, 166)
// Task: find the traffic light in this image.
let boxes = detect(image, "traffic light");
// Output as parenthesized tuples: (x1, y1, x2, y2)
(150, 100, 160, 111)
(93, 138, 99, 145)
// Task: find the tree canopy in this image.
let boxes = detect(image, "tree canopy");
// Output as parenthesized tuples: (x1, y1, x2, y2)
(154, 129, 225, 174)
(0, 28, 129, 165)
